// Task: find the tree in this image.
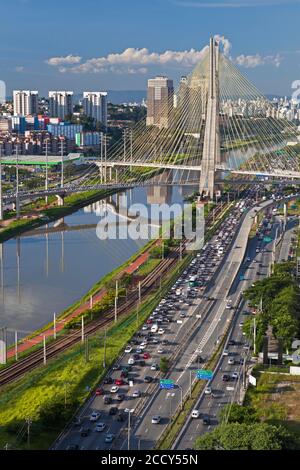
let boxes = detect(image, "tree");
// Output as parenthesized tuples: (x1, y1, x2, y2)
(194, 423, 298, 450)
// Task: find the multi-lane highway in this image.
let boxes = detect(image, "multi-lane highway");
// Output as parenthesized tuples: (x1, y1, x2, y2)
(174, 219, 280, 449)
(53, 193, 295, 451)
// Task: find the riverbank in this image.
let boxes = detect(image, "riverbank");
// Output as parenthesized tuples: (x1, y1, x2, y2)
(0, 187, 120, 243)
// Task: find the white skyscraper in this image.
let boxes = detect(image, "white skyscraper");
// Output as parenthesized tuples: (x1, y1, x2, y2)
(82, 92, 107, 126)
(48, 91, 73, 119)
(13, 90, 38, 116)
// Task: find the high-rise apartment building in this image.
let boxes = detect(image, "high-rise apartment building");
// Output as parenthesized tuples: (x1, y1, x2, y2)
(48, 91, 73, 119)
(82, 92, 108, 126)
(146, 76, 174, 129)
(13, 90, 39, 116)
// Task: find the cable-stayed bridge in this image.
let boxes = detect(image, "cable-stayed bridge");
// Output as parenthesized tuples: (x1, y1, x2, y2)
(1, 36, 300, 218)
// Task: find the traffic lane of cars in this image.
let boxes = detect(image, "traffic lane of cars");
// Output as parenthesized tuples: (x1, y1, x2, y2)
(61, 297, 201, 450)
(177, 243, 275, 447)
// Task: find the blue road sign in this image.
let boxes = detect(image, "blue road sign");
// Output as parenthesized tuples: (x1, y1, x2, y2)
(160, 379, 174, 389)
(196, 369, 213, 380)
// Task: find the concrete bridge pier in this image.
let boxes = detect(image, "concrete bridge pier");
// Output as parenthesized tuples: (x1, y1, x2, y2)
(56, 195, 65, 207)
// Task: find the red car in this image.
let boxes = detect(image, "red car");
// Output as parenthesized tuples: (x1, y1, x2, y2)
(95, 387, 104, 396)
(115, 378, 124, 386)
(143, 352, 150, 359)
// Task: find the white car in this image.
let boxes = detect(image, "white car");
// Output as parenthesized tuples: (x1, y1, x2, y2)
(191, 409, 200, 419)
(204, 387, 212, 395)
(110, 385, 119, 393)
(132, 390, 141, 398)
(128, 357, 135, 365)
(151, 415, 161, 424)
(124, 345, 132, 353)
(90, 411, 101, 422)
(95, 422, 106, 432)
(158, 328, 165, 335)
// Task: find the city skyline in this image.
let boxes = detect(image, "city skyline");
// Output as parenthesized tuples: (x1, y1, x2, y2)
(0, 0, 299, 96)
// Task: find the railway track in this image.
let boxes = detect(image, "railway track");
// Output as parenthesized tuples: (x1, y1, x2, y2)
(0, 201, 229, 388)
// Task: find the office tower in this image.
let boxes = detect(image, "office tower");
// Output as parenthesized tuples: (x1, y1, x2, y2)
(146, 76, 174, 129)
(82, 92, 108, 126)
(48, 91, 73, 119)
(13, 90, 39, 116)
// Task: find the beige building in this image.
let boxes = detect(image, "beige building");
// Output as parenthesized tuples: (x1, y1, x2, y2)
(146, 76, 173, 129)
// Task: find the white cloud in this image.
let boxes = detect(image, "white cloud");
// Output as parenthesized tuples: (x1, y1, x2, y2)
(235, 53, 282, 68)
(47, 46, 209, 74)
(46, 55, 82, 66)
(45, 36, 282, 75)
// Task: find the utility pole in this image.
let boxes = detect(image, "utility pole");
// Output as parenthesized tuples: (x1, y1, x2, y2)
(45, 138, 49, 204)
(253, 317, 256, 355)
(60, 137, 64, 188)
(43, 335, 46, 365)
(26, 417, 32, 449)
(103, 328, 107, 369)
(114, 296, 118, 323)
(53, 312, 56, 340)
(0, 144, 3, 221)
(127, 410, 131, 451)
(100, 132, 103, 184)
(81, 316, 84, 343)
(15, 141, 20, 219)
(15, 330, 18, 361)
(138, 281, 141, 304)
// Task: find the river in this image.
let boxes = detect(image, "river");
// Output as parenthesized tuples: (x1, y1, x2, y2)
(0, 183, 195, 338)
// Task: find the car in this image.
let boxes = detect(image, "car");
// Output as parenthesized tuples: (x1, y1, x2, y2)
(95, 422, 106, 432)
(117, 412, 125, 422)
(104, 433, 115, 443)
(204, 387, 212, 395)
(124, 345, 132, 353)
(110, 385, 119, 393)
(90, 411, 101, 422)
(143, 352, 150, 359)
(116, 393, 125, 402)
(115, 378, 124, 386)
(109, 407, 118, 415)
(223, 349, 229, 356)
(132, 390, 141, 398)
(128, 357, 135, 365)
(104, 377, 113, 385)
(191, 409, 200, 419)
(151, 415, 161, 424)
(228, 358, 235, 365)
(144, 376, 153, 383)
(103, 395, 112, 404)
(151, 363, 159, 371)
(80, 427, 90, 437)
(66, 444, 79, 450)
(202, 417, 211, 425)
(222, 374, 230, 382)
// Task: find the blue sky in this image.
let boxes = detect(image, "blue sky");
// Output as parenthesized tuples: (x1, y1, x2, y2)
(1, 0, 300, 96)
